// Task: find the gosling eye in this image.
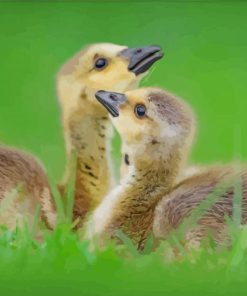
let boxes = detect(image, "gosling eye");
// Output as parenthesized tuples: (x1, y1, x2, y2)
(94, 58, 108, 70)
(135, 104, 146, 118)
(124, 154, 130, 166)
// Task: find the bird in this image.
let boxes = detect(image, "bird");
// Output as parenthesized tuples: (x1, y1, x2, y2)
(0, 146, 56, 230)
(87, 88, 247, 251)
(86, 87, 195, 249)
(57, 43, 164, 228)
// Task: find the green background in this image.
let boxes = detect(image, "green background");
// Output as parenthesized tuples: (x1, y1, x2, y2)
(1, 1, 247, 182)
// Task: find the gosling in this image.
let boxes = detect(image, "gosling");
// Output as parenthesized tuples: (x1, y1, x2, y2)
(86, 87, 195, 249)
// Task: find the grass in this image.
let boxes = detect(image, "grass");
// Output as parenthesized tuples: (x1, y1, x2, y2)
(0, 173, 247, 296)
(0, 224, 247, 296)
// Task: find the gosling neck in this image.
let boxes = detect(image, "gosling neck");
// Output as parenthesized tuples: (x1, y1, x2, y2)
(65, 103, 113, 227)
(119, 148, 182, 213)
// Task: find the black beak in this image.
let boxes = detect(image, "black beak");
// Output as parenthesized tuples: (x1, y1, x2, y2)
(95, 90, 127, 117)
(119, 45, 164, 75)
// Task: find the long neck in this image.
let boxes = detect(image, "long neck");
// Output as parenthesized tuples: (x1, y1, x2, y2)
(63, 110, 113, 227)
(89, 147, 182, 248)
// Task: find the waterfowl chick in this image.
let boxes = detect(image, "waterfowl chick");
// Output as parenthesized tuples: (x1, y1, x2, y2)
(87, 87, 195, 248)
(0, 146, 56, 230)
(57, 43, 164, 227)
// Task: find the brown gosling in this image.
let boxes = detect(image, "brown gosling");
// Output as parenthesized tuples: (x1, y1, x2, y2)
(0, 146, 56, 230)
(86, 87, 195, 249)
(57, 43, 164, 227)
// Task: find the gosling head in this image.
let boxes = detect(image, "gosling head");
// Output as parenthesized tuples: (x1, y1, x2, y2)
(57, 43, 164, 118)
(95, 88, 196, 167)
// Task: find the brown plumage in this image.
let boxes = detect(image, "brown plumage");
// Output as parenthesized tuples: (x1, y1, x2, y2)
(57, 43, 164, 228)
(0, 146, 56, 230)
(153, 165, 247, 248)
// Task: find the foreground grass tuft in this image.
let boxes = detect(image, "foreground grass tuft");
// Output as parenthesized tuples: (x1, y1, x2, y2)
(0, 220, 247, 295)
(0, 171, 247, 295)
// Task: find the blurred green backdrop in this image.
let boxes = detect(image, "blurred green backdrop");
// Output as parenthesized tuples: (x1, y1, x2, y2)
(0, 1, 247, 182)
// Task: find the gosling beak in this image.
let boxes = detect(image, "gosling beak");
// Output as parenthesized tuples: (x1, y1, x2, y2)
(119, 45, 164, 75)
(95, 90, 127, 117)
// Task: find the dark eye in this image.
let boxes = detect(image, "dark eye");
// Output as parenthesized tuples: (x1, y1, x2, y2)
(135, 104, 146, 118)
(124, 154, 130, 165)
(94, 58, 108, 70)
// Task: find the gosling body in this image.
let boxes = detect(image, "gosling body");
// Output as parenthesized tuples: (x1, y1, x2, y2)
(153, 165, 247, 248)
(0, 146, 56, 230)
